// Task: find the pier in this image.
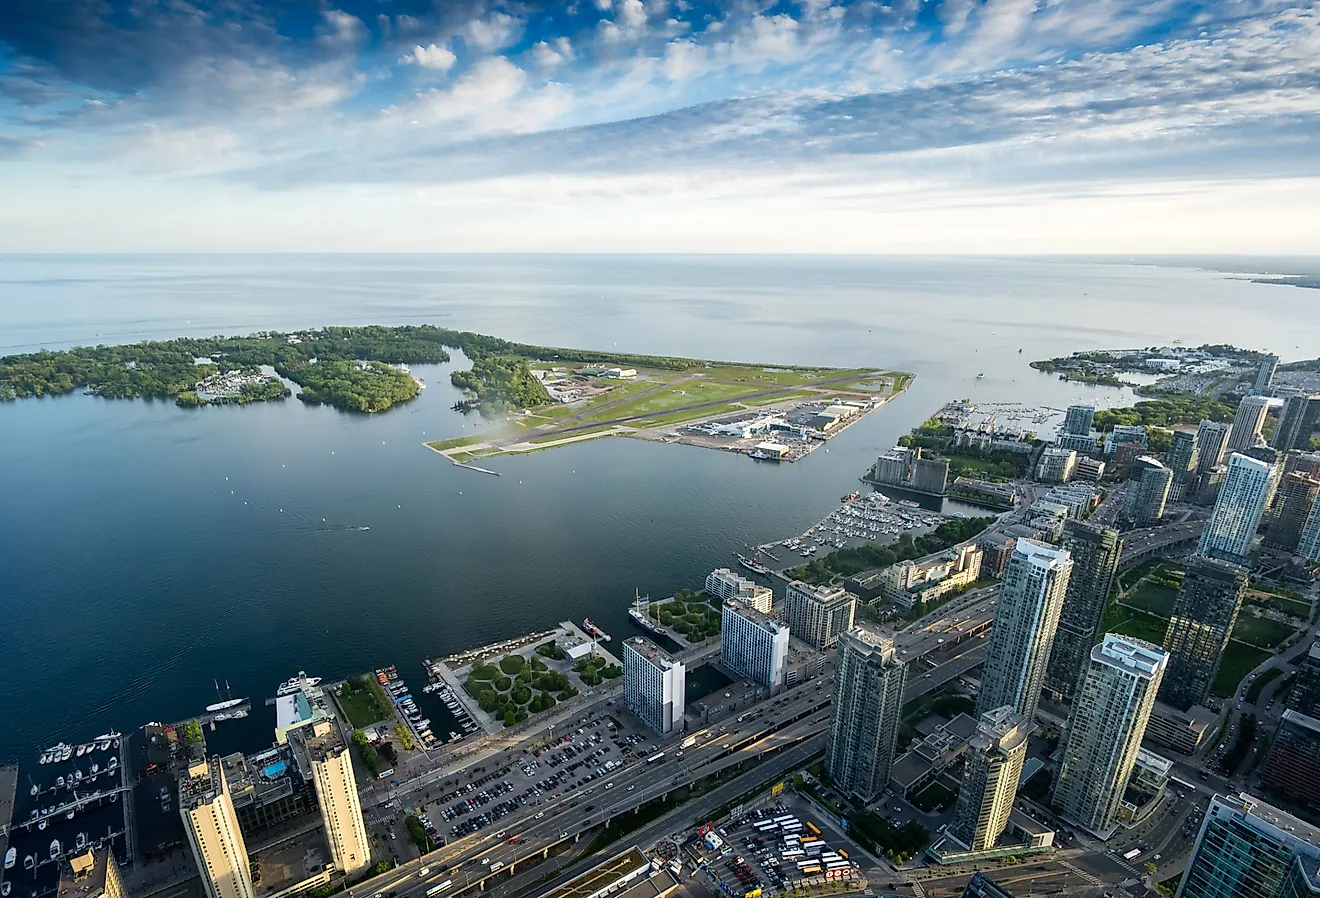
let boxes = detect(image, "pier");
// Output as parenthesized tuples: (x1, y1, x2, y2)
(453, 462, 501, 476)
(167, 699, 252, 729)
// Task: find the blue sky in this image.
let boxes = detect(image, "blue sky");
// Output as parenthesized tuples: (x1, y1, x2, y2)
(1, 0, 1318, 251)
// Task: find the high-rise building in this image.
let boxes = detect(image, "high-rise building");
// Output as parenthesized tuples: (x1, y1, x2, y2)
(1196, 420, 1233, 475)
(1259, 710, 1320, 811)
(1159, 556, 1249, 710)
(825, 628, 907, 801)
(58, 849, 128, 898)
(1288, 641, 1320, 717)
(622, 637, 686, 734)
(1255, 354, 1280, 394)
(1228, 396, 1272, 452)
(1105, 425, 1148, 455)
(1273, 395, 1320, 451)
(180, 757, 256, 898)
(949, 706, 1029, 852)
(705, 568, 773, 612)
(1301, 494, 1320, 564)
(1166, 428, 1201, 483)
(1052, 635, 1167, 839)
(1267, 473, 1320, 554)
(1176, 792, 1320, 898)
(1035, 447, 1077, 483)
(1045, 522, 1122, 699)
(976, 539, 1072, 723)
(1062, 404, 1096, 437)
(1123, 456, 1173, 526)
(1198, 452, 1280, 563)
(784, 581, 857, 650)
(1285, 450, 1320, 480)
(287, 720, 371, 876)
(720, 598, 789, 693)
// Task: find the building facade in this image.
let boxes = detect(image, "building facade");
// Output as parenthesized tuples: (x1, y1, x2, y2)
(783, 581, 857, 650)
(949, 706, 1029, 852)
(623, 637, 686, 734)
(1159, 556, 1250, 710)
(1198, 452, 1280, 563)
(1255, 355, 1280, 394)
(1267, 473, 1320, 554)
(180, 757, 256, 898)
(719, 599, 789, 693)
(1228, 395, 1272, 452)
(1176, 793, 1320, 898)
(1062, 404, 1096, 438)
(1196, 420, 1233, 475)
(879, 544, 984, 611)
(1301, 496, 1320, 564)
(825, 628, 907, 802)
(1166, 428, 1201, 483)
(1035, 447, 1077, 484)
(1044, 522, 1122, 699)
(1273, 395, 1320, 451)
(976, 539, 1072, 723)
(1123, 456, 1173, 527)
(287, 720, 372, 877)
(1259, 710, 1320, 811)
(704, 568, 773, 612)
(1051, 635, 1168, 839)
(1288, 642, 1320, 717)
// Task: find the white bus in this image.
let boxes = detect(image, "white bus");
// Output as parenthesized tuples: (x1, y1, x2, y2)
(425, 882, 453, 897)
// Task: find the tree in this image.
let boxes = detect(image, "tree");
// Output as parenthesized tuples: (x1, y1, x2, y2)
(180, 719, 204, 747)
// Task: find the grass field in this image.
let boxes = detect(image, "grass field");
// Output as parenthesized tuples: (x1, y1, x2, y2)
(425, 434, 487, 452)
(1212, 641, 1273, 698)
(1118, 557, 1164, 590)
(574, 378, 764, 424)
(1247, 591, 1313, 620)
(1230, 613, 1296, 649)
(1124, 580, 1181, 617)
(528, 425, 622, 444)
(638, 402, 749, 428)
(1101, 603, 1169, 646)
(696, 364, 873, 387)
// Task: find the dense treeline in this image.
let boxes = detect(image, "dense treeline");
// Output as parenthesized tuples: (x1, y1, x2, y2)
(1093, 397, 1236, 430)
(448, 356, 545, 409)
(789, 517, 995, 585)
(287, 360, 419, 413)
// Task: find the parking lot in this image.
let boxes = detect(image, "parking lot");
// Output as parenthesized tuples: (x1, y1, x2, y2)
(703, 801, 865, 895)
(380, 714, 655, 848)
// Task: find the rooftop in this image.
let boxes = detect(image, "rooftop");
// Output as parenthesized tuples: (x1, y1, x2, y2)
(285, 719, 345, 776)
(1014, 538, 1071, 568)
(1094, 633, 1168, 678)
(542, 847, 651, 898)
(724, 598, 788, 634)
(178, 756, 226, 810)
(57, 849, 114, 898)
(1217, 793, 1320, 848)
(1281, 709, 1320, 735)
(625, 637, 681, 670)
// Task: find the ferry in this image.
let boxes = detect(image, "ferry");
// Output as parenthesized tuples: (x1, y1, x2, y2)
(627, 590, 666, 636)
(582, 619, 611, 642)
(277, 672, 323, 696)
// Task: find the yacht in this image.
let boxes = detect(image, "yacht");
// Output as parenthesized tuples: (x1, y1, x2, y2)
(76, 744, 87, 758)
(60, 744, 72, 762)
(65, 809, 75, 821)
(107, 757, 118, 771)
(276, 672, 322, 696)
(90, 763, 99, 774)
(50, 839, 60, 860)
(206, 698, 245, 713)
(56, 776, 65, 789)
(76, 834, 87, 851)
(2, 880, 10, 896)
(24, 855, 35, 871)
(4, 847, 15, 869)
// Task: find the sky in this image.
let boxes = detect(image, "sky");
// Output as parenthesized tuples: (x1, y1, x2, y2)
(1, 0, 1318, 252)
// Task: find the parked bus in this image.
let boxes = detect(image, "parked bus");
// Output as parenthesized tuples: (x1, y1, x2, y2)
(647, 752, 666, 764)
(799, 836, 818, 844)
(798, 863, 822, 875)
(837, 849, 848, 860)
(425, 882, 453, 897)
(1123, 849, 1142, 861)
(805, 822, 822, 836)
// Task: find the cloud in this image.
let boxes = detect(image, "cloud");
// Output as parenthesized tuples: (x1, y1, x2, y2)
(316, 10, 368, 51)
(466, 12, 524, 52)
(400, 44, 458, 72)
(531, 38, 575, 70)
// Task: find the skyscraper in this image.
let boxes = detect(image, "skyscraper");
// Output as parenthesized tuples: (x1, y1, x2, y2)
(1259, 710, 1320, 811)
(1062, 404, 1096, 437)
(1254, 355, 1280, 394)
(180, 757, 256, 898)
(1288, 642, 1320, 717)
(1166, 428, 1200, 483)
(1266, 472, 1320, 554)
(1052, 635, 1168, 839)
(1123, 456, 1173, 526)
(949, 706, 1029, 852)
(1300, 494, 1320, 564)
(1272, 395, 1320, 451)
(784, 581, 857, 650)
(1045, 522, 1122, 699)
(1159, 556, 1249, 710)
(287, 720, 372, 876)
(825, 628, 907, 801)
(1176, 793, 1320, 898)
(1198, 452, 1280, 563)
(720, 598, 789, 693)
(623, 637, 686, 734)
(57, 849, 127, 898)
(1196, 420, 1232, 475)
(1228, 395, 1271, 452)
(976, 539, 1072, 723)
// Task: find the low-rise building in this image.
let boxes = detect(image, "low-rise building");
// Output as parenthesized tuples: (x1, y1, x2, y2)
(951, 478, 1018, 509)
(1142, 701, 1216, 754)
(1072, 456, 1107, 482)
(1105, 425, 1149, 455)
(220, 746, 317, 835)
(1118, 748, 1172, 824)
(704, 568, 773, 612)
(888, 713, 980, 797)
(978, 533, 1017, 578)
(879, 544, 984, 610)
(57, 849, 127, 898)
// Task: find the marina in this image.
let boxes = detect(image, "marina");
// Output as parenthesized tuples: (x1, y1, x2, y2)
(376, 668, 442, 750)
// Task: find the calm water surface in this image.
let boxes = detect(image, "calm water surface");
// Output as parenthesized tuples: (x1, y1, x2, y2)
(2, 254, 1318, 763)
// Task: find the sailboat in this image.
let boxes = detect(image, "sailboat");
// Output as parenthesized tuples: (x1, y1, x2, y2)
(627, 589, 665, 636)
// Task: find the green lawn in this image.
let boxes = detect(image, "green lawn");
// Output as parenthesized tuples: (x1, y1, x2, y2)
(337, 678, 393, 728)
(1118, 557, 1164, 590)
(1247, 591, 1312, 620)
(528, 425, 620, 444)
(1124, 580, 1181, 617)
(579, 378, 763, 423)
(425, 434, 487, 452)
(1100, 604, 1169, 646)
(1211, 641, 1273, 698)
(1245, 667, 1285, 704)
(694, 364, 874, 388)
(1230, 614, 1296, 649)
(633, 402, 751, 429)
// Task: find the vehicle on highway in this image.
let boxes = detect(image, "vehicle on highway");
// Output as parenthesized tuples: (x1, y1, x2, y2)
(418, 868, 431, 878)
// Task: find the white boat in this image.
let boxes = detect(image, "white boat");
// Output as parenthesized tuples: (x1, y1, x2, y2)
(76, 744, 87, 758)
(29, 783, 38, 796)
(206, 698, 245, 713)
(50, 839, 60, 859)
(38, 820, 47, 831)
(276, 672, 322, 696)
(56, 776, 65, 789)
(65, 809, 75, 820)
(60, 744, 72, 762)
(91, 763, 99, 774)
(4, 847, 15, 869)
(76, 834, 87, 851)
(73, 770, 83, 782)
(2, 881, 10, 896)
(23, 855, 35, 870)
(107, 757, 117, 770)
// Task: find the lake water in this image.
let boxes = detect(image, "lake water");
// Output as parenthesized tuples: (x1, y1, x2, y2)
(2, 254, 1319, 764)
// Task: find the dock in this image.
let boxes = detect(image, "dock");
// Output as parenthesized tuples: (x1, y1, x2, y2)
(453, 462, 501, 476)
(167, 699, 253, 729)
(0, 763, 16, 845)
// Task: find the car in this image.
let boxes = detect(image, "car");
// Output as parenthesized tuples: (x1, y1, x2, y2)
(495, 831, 506, 838)
(418, 868, 431, 878)
(628, 784, 635, 791)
